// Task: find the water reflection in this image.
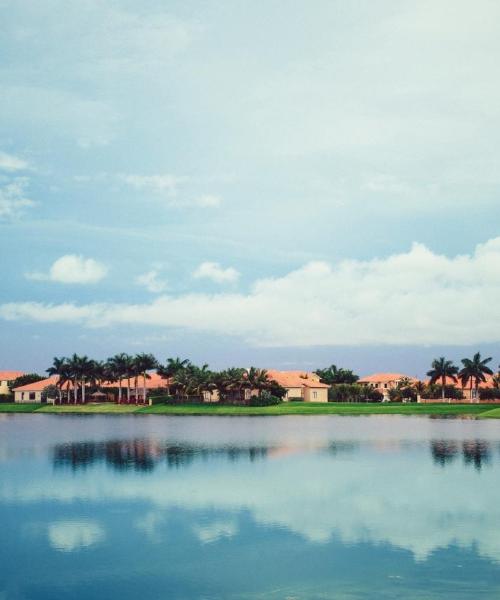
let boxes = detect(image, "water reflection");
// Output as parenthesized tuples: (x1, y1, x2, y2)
(3, 415, 500, 599)
(53, 440, 269, 471)
(430, 439, 492, 470)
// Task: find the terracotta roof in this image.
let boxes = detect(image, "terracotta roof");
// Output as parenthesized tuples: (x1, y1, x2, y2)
(14, 372, 170, 392)
(13, 375, 62, 392)
(0, 371, 25, 381)
(267, 370, 329, 389)
(358, 373, 419, 384)
(102, 372, 170, 389)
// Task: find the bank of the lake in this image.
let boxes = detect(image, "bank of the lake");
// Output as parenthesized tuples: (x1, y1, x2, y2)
(0, 402, 499, 417)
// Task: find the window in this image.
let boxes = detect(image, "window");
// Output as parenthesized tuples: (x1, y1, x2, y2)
(29, 392, 36, 400)
(313, 391, 317, 399)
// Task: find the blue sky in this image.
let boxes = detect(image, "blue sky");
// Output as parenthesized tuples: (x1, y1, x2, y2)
(1, 0, 500, 375)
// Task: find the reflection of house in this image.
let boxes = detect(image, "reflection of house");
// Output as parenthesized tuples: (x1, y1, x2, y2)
(358, 373, 418, 400)
(0, 371, 24, 396)
(266, 370, 329, 403)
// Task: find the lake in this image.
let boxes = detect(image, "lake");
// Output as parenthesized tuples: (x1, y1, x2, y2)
(1, 414, 500, 599)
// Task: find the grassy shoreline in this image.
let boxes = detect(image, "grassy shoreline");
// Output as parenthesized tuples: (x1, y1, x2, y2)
(0, 402, 499, 417)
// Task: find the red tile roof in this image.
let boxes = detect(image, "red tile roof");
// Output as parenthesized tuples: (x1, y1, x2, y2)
(359, 373, 419, 384)
(13, 375, 62, 392)
(267, 370, 330, 389)
(0, 371, 25, 381)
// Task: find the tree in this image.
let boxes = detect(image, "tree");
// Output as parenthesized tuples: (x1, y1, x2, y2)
(107, 353, 131, 404)
(459, 352, 494, 400)
(157, 357, 191, 396)
(315, 365, 359, 385)
(9, 373, 44, 392)
(46, 356, 71, 403)
(427, 357, 459, 401)
(134, 353, 158, 403)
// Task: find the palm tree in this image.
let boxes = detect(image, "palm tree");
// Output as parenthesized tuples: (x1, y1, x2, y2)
(157, 357, 191, 396)
(107, 353, 131, 404)
(315, 365, 359, 385)
(427, 357, 459, 401)
(246, 367, 270, 397)
(74, 355, 93, 404)
(134, 353, 158, 403)
(46, 356, 70, 404)
(459, 352, 494, 401)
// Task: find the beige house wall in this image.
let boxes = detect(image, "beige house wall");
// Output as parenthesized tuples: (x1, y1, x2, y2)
(304, 387, 328, 403)
(283, 387, 304, 401)
(0, 380, 11, 395)
(15, 390, 43, 403)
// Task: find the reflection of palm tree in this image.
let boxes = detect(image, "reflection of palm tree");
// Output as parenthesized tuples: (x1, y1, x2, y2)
(427, 357, 458, 401)
(459, 353, 493, 400)
(462, 440, 490, 470)
(430, 440, 459, 466)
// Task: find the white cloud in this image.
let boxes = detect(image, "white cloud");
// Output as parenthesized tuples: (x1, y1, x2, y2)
(119, 174, 187, 196)
(0, 151, 29, 172)
(136, 269, 168, 293)
(5, 238, 500, 346)
(195, 194, 222, 208)
(47, 520, 105, 552)
(193, 261, 240, 284)
(0, 178, 35, 220)
(27, 255, 108, 285)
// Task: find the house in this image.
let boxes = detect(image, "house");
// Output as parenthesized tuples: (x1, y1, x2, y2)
(424, 374, 496, 402)
(0, 371, 24, 396)
(358, 373, 419, 400)
(266, 370, 329, 402)
(13, 372, 170, 404)
(13, 376, 60, 403)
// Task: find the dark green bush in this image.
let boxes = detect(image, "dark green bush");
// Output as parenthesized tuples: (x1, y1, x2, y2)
(479, 388, 500, 400)
(249, 392, 282, 406)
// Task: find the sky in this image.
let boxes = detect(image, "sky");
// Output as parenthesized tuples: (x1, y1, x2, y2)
(1, 0, 500, 376)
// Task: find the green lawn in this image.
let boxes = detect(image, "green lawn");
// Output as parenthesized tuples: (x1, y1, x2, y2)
(0, 401, 498, 417)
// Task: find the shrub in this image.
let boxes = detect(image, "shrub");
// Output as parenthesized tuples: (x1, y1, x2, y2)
(0, 394, 13, 403)
(479, 388, 500, 400)
(329, 384, 372, 403)
(42, 384, 59, 402)
(149, 395, 177, 405)
(288, 396, 304, 402)
(426, 384, 465, 400)
(367, 389, 384, 402)
(249, 392, 282, 406)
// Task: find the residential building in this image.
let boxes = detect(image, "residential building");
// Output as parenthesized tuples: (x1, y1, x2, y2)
(266, 370, 329, 402)
(0, 371, 24, 396)
(358, 373, 419, 400)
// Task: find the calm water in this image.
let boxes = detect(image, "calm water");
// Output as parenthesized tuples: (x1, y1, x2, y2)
(1, 415, 500, 599)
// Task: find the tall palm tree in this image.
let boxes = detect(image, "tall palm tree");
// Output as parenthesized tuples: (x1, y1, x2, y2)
(66, 354, 82, 403)
(157, 357, 191, 396)
(459, 352, 494, 401)
(107, 353, 131, 404)
(134, 353, 158, 403)
(74, 355, 93, 404)
(46, 356, 70, 404)
(427, 357, 459, 401)
(246, 367, 270, 397)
